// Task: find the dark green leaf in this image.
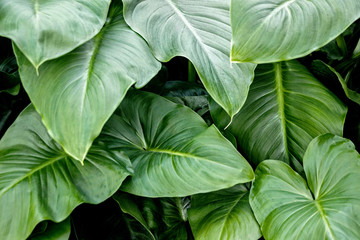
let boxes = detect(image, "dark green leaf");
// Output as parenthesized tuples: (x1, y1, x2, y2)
(0, 105, 133, 240)
(188, 184, 261, 240)
(211, 61, 346, 172)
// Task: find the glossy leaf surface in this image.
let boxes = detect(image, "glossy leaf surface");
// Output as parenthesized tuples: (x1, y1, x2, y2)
(123, 0, 256, 118)
(188, 184, 261, 240)
(250, 134, 360, 240)
(0, 106, 133, 240)
(14, 2, 161, 162)
(211, 61, 346, 171)
(98, 90, 254, 197)
(231, 0, 360, 63)
(0, 0, 111, 68)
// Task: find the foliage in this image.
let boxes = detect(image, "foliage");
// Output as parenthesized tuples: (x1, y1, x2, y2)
(0, 0, 360, 239)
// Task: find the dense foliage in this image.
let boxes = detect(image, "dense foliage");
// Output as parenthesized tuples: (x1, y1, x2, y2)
(1, 0, 360, 239)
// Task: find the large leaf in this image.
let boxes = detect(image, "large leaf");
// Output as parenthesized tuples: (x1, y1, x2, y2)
(211, 61, 346, 171)
(14, 2, 161, 162)
(231, 0, 360, 63)
(0, 105, 133, 240)
(0, 0, 111, 69)
(114, 192, 192, 240)
(97, 90, 254, 197)
(188, 184, 261, 240)
(250, 134, 360, 240)
(122, 0, 256, 118)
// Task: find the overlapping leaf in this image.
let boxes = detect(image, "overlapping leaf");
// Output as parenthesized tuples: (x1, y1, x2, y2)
(250, 134, 360, 239)
(0, 106, 133, 240)
(123, 0, 256, 118)
(188, 184, 261, 240)
(14, 2, 161, 162)
(211, 61, 346, 171)
(114, 192, 191, 240)
(97, 90, 254, 197)
(0, 0, 111, 68)
(231, 0, 360, 63)
(28, 218, 70, 240)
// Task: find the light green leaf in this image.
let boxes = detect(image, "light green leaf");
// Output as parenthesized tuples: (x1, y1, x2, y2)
(14, 2, 161, 162)
(188, 184, 261, 240)
(250, 134, 360, 240)
(353, 37, 360, 58)
(0, 0, 111, 69)
(211, 61, 346, 172)
(123, 0, 256, 118)
(98, 90, 254, 197)
(231, 0, 360, 63)
(28, 218, 70, 240)
(0, 105, 133, 240)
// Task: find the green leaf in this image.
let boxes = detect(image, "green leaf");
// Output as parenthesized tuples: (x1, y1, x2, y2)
(28, 218, 70, 240)
(114, 192, 156, 240)
(231, 0, 360, 63)
(250, 134, 360, 240)
(0, 0, 111, 69)
(188, 184, 261, 240)
(114, 192, 192, 240)
(98, 90, 254, 197)
(315, 60, 360, 105)
(0, 105, 133, 240)
(14, 2, 161, 162)
(211, 61, 346, 171)
(353, 37, 360, 58)
(122, 0, 256, 118)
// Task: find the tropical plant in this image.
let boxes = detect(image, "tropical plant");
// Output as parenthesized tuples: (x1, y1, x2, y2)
(1, 0, 360, 239)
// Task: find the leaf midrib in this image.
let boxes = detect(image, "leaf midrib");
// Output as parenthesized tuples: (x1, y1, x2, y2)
(0, 155, 65, 198)
(274, 62, 290, 161)
(146, 148, 237, 169)
(219, 192, 247, 238)
(314, 200, 336, 240)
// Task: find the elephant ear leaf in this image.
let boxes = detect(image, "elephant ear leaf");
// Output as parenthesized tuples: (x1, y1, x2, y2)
(211, 60, 346, 172)
(98, 90, 254, 197)
(122, 0, 256, 119)
(250, 134, 360, 240)
(231, 0, 360, 63)
(0, 105, 133, 240)
(0, 0, 111, 69)
(14, 1, 161, 162)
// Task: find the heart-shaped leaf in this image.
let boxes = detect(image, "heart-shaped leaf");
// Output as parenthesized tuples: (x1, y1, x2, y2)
(250, 134, 360, 240)
(123, 0, 256, 118)
(0, 105, 133, 240)
(98, 90, 254, 197)
(188, 184, 261, 240)
(14, 1, 161, 162)
(231, 0, 360, 63)
(0, 0, 111, 69)
(211, 61, 346, 172)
